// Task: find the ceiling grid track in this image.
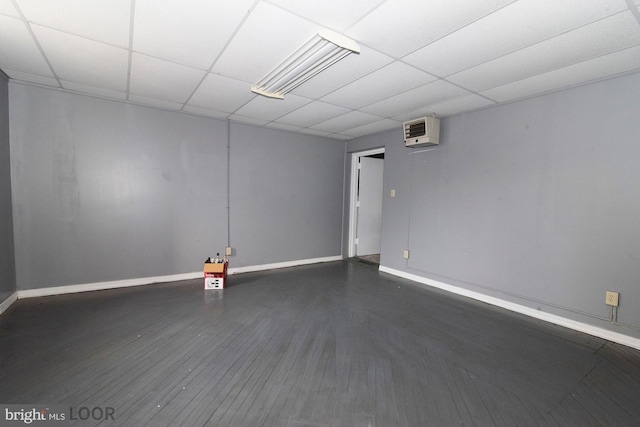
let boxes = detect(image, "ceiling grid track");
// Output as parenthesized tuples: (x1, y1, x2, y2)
(125, 0, 136, 101)
(626, 0, 640, 24)
(181, 0, 263, 111)
(9, 0, 63, 89)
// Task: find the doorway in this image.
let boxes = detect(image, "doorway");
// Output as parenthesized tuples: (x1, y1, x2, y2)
(348, 148, 385, 263)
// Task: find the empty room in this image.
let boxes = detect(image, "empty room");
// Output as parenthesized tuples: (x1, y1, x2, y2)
(1, 1, 640, 426)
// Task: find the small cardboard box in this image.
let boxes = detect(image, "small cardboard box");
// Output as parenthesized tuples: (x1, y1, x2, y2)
(204, 262, 226, 274)
(204, 261, 228, 289)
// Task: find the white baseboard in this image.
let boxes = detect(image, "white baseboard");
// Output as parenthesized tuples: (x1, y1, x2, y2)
(379, 265, 640, 351)
(12, 256, 344, 301)
(17, 272, 203, 299)
(228, 255, 343, 274)
(0, 292, 18, 315)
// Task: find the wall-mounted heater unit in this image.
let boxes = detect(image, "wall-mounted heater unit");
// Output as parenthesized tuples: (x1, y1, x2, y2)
(403, 116, 440, 147)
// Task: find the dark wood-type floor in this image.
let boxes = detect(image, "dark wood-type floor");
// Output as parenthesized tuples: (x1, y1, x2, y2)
(1, 259, 639, 426)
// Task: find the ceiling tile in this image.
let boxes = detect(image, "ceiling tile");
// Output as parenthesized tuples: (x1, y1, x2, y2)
(134, 0, 255, 70)
(182, 105, 229, 119)
(340, 119, 401, 138)
(62, 80, 127, 100)
(228, 114, 269, 126)
(310, 110, 380, 133)
(129, 53, 206, 103)
(394, 94, 495, 121)
(404, 0, 630, 77)
(361, 79, 469, 117)
(212, 2, 321, 83)
(325, 133, 352, 141)
(233, 92, 312, 122)
(0, 16, 53, 76)
(16, 0, 131, 47)
(320, 62, 437, 109)
(275, 101, 351, 127)
(187, 73, 256, 113)
(0, 0, 18, 17)
(2, 69, 59, 87)
(346, 0, 517, 58)
(32, 25, 129, 91)
(291, 46, 394, 99)
(481, 45, 640, 102)
(265, 122, 303, 132)
(298, 128, 332, 137)
(267, 0, 385, 31)
(128, 94, 185, 110)
(447, 11, 640, 92)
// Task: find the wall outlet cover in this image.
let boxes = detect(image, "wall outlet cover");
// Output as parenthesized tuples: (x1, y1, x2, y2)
(605, 291, 619, 307)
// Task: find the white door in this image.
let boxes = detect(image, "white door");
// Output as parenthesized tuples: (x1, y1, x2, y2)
(356, 157, 384, 256)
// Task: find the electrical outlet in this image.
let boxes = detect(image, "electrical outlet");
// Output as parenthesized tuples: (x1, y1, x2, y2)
(225, 246, 232, 256)
(390, 189, 396, 198)
(605, 291, 619, 307)
(403, 250, 410, 259)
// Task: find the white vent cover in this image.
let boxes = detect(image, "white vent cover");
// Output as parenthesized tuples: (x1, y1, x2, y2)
(403, 116, 440, 147)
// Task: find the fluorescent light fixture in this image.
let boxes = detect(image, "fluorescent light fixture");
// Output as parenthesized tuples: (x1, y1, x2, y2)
(252, 29, 360, 100)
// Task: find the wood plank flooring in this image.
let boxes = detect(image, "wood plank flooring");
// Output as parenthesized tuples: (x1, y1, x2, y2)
(1, 259, 639, 426)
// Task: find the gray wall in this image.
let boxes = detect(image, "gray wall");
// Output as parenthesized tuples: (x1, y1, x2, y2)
(346, 71, 640, 339)
(9, 84, 228, 290)
(8, 83, 345, 291)
(0, 73, 16, 301)
(229, 122, 344, 267)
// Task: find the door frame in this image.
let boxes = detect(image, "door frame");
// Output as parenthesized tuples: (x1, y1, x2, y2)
(348, 147, 385, 258)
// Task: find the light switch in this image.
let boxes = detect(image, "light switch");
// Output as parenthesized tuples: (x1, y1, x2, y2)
(390, 189, 396, 197)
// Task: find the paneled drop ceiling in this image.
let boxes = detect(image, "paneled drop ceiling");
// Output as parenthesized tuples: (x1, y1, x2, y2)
(1, 0, 640, 140)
